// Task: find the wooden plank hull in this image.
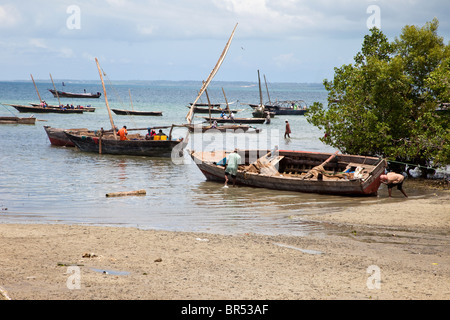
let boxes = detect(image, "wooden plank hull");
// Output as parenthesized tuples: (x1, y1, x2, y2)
(6, 104, 84, 114)
(43, 126, 91, 147)
(0, 116, 36, 124)
(191, 149, 386, 196)
(111, 109, 163, 116)
(30, 103, 95, 112)
(49, 89, 101, 98)
(65, 132, 186, 157)
(187, 105, 244, 114)
(203, 117, 266, 124)
(185, 124, 261, 133)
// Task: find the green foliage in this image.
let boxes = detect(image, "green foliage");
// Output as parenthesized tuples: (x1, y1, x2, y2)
(307, 19, 450, 173)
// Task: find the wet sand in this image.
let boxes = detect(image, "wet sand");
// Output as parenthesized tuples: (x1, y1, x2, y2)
(0, 189, 449, 300)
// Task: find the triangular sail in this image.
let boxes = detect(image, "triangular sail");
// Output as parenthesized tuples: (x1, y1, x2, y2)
(186, 23, 238, 124)
(95, 58, 117, 139)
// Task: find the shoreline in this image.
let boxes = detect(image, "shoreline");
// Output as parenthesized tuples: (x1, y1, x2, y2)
(1, 191, 449, 300)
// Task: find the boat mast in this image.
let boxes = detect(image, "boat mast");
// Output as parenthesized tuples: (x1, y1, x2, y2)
(129, 89, 134, 111)
(264, 74, 271, 105)
(222, 87, 230, 113)
(49, 73, 61, 107)
(30, 74, 42, 104)
(186, 23, 238, 124)
(95, 58, 117, 139)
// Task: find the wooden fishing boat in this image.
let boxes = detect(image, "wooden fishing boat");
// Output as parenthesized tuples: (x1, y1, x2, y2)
(30, 103, 95, 112)
(64, 129, 186, 157)
(111, 108, 163, 116)
(43, 126, 92, 147)
(5, 104, 84, 114)
(49, 89, 101, 99)
(0, 116, 36, 124)
(250, 100, 308, 115)
(202, 116, 266, 124)
(183, 123, 261, 133)
(64, 57, 187, 158)
(187, 104, 244, 114)
(190, 149, 386, 196)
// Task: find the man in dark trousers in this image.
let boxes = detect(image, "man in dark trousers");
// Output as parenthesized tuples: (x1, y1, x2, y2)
(284, 120, 291, 138)
(380, 172, 408, 198)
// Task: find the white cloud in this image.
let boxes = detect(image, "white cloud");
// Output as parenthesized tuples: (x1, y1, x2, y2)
(0, 4, 21, 28)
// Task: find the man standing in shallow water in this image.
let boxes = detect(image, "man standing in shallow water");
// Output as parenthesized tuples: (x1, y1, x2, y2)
(380, 172, 408, 198)
(224, 149, 241, 188)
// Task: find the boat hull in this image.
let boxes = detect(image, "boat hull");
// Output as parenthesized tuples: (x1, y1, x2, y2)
(49, 89, 101, 98)
(0, 116, 36, 124)
(191, 149, 386, 196)
(203, 117, 266, 124)
(7, 104, 84, 114)
(43, 126, 91, 147)
(111, 109, 163, 116)
(65, 132, 186, 157)
(186, 124, 261, 133)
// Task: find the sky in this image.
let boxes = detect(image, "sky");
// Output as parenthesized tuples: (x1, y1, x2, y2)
(0, 0, 449, 83)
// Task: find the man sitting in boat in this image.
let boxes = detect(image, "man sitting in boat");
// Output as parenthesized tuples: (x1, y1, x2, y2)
(118, 126, 128, 141)
(145, 128, 156, 140)
(152, 129, 168, 141)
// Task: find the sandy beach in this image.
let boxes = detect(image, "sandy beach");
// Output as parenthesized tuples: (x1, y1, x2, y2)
(1, 187, 449, 301)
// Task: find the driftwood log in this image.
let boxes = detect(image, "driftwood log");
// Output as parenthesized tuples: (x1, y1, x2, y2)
(106, 189, 146, 197)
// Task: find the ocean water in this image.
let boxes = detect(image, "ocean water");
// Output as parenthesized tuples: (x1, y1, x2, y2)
(0, 80, 438, 236)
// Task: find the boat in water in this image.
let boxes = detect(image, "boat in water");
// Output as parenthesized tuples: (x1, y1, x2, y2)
(0, 116, 36, 125)
(65, 128, 186, 157)
(183, 123, 261, 133)
(190, 149, 386, 196)
(249, 100, 308, 115)
(49, 89, 101, 99)
(202, 116, 266, 124)
(44, 126, 90, 147)
(63, 58, 186, 158)
(4, 104, 84, 114)
(30, 103, 95, 112)
(111, 108, 163, 116)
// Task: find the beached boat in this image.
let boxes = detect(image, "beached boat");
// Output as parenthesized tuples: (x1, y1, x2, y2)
(49, 89, 101, 99)
(111, 109, 163, 116)
(4, 104, 84, 114)
(0, 116, 36, 125)
(190, 149, 386, 196)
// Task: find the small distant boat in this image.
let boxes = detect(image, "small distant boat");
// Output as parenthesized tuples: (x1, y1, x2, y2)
(30, 103, 95, 112)
(202, 116, 266, 124)
(4, 104, 84, 114)
(49, 89, 101, 99)
(187, 103, 244, 114)
(249, 100, 308, 115)
(183, 123, 261, 133)
(191, 149, 386, 196)
(111, 109, 163, 116)
(0, 116, 36, 125)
